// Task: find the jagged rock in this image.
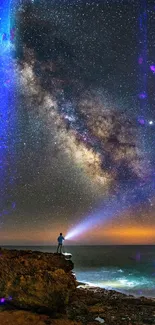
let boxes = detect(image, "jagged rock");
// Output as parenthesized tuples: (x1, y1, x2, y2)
(70, 287, 155, 324)
(0, 248, 76, 312)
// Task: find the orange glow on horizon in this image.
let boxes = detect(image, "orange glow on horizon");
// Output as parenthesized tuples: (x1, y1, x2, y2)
(87, 226, 155, 244)
(109, 227, 154, 238)
(0, 226, 155, 245)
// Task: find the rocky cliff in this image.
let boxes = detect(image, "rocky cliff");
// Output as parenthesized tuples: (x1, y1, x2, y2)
(0, 248, 75, 313)
(0, 248, 155, 325)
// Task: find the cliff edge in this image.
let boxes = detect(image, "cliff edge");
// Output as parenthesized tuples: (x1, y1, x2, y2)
(0, 248, 155, 325)
(0, 248, 75, 313)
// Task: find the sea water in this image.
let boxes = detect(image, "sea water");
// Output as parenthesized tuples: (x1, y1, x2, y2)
(3, 245, 155, 298)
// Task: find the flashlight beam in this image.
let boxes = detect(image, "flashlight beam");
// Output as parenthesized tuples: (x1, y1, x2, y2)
(66, 180, 154, 240)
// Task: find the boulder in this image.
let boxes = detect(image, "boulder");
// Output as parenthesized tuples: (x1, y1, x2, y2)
(0, 248, 76, 313)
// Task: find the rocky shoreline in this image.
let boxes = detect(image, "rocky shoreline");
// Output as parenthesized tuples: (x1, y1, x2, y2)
(0, 248, 154, 325)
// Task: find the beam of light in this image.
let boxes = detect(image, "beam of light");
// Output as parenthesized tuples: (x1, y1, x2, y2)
(65, 180, 155, 240)
(0, 0, 16, 220)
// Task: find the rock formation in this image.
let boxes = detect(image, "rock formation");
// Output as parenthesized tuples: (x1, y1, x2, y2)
(0, 248, 155, 325)
(0, 248, 75, 313)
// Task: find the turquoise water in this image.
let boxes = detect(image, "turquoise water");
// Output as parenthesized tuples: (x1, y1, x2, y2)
(3, 245, 155, 298)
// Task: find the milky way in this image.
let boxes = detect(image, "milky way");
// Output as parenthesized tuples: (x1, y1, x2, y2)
(17, 1, 153, 217)
(17, 45, 150, 191)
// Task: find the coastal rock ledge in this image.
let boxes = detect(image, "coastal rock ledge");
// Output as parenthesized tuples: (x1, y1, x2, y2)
(0, 248, 155, 325)
(0, 248, 75, 312)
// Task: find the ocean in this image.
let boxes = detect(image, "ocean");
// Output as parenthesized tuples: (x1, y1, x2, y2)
(3, 245, 155, 298)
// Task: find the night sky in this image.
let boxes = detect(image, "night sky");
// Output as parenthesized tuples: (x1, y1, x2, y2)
(1, 0, 155, 245)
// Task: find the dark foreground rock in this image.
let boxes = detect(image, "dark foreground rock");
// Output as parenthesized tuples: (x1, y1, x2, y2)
(0, 310, 82, 325)
(68, 286, 155, 325)
(0, 248, 75, 312)
(0, 248, 155, 325)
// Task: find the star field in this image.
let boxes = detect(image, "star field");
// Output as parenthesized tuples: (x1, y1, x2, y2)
(0, 0, 155, 244)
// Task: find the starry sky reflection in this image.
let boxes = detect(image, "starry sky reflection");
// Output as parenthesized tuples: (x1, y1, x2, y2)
(1, 0, 155, 245)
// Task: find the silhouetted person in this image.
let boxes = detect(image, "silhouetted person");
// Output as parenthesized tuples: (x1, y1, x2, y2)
(57, 232, 65, 254)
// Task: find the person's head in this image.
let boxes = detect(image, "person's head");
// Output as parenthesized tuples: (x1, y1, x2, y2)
(60, 233, 62, 236)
